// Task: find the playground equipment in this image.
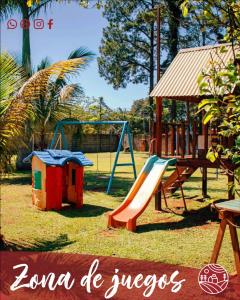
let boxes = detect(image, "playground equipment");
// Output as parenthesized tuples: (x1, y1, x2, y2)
(23, 150, 93, 210)
(49, 120, 137, 194)
(108, 155, 185, 232)
(150, 43, 239, 209)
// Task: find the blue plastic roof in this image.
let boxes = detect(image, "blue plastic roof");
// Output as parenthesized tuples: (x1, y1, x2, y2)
(23, 149, 93, 167)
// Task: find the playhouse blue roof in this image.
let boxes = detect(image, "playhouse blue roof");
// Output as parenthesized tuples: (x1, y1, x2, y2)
(23, 150, 93, 167)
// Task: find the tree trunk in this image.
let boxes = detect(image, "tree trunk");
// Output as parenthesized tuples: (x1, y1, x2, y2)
(148, 0, 155, 137)
(166, 0, 181, 122)
(21, 4, 31, 77)
(40, 127, 47, 150)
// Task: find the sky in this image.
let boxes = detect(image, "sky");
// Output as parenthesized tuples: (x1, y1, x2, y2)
(1, 1, 148, 109)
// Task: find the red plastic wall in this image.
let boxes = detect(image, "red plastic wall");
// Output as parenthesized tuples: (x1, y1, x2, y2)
(46, 166, 63, 210)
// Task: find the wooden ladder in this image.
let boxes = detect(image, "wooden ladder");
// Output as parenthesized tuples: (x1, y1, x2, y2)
(161, 166, 197, 211)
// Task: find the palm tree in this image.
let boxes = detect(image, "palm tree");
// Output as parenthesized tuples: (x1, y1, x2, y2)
(0, 1, 45, 76)
(0, 0, 101, 76)
(0, 0, 57, 76)
(29, 48, 93, 150)
(0, 52, 27, 172)
(0, 49, 92, 172)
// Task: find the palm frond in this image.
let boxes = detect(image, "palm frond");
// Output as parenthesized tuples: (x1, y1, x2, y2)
(68, 47, 95, 61)
(36, 56, 52, 71)
(0, 99, 32, 152)
(17, 57, 89, 101)
(0, 51, 27, 165)
(0, 0, 20, 19)
(59, 84, 84, 102)
(28, 0, 54, 18)
(0, 52, 26, 110)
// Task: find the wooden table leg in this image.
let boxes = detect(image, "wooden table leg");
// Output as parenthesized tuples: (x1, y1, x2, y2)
(210, 219, 227, 263)
(229, 223, 240, 275)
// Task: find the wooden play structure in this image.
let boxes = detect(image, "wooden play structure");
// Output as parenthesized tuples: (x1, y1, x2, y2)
(150, 43, 240, 209)
(23, 150, 93, 210)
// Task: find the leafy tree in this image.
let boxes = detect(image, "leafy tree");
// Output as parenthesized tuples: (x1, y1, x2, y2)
(181, 0, 240, 44)
(197, 47, 240, 193)
(98, 0, 221, 122)
(70, 96, 115, 134)
(182, 0, 240, 193)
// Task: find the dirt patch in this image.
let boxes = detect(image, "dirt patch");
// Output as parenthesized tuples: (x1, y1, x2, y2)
(99, 229, 118, 238)
(199, 222, 216, 230)
(152, 216, 179, 223)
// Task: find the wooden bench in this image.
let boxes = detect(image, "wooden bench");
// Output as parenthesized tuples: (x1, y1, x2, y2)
(211, 200, 240, 275)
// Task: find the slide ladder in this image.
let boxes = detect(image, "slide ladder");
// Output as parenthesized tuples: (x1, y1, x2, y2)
(162, 166, 197, 195)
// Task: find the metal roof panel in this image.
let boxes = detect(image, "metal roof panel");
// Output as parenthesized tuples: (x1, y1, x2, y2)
(150, 43, 240, 99)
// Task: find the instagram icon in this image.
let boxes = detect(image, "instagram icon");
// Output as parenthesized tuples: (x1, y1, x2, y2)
(34, 19, 44, 29)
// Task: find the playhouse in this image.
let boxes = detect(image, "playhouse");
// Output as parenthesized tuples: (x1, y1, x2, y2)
(23, 149, 93, 210)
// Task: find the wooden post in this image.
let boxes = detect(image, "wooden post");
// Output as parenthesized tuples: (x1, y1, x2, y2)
(157, 6, 161, 82)
(192, 119, 197, 159)
(171, 125, 175, 156)
(165, 124, 168, 156)
(155, 97, 163, 211)
(228, 170, 235, 200)
(155, 6, 162, 211)
(156, 97, 163, 157)
(176, 125, 180, 156)
(186, 102, 191, 155)
(151, 121, 156, 154)
(181, 123, 185, 158)
(202, 116, 208, 198)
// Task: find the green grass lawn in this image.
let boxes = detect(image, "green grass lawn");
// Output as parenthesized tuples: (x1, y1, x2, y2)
(1, 152, 239, 272)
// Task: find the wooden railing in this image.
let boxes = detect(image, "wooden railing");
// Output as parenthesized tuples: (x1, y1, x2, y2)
(155, 121, 236, 159)
(159, 120, 198, 158)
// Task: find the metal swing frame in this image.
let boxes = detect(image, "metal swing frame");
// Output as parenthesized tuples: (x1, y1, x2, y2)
(49, 120, 137, 194)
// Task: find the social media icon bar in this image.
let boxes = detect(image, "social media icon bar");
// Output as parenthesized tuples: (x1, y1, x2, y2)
(20, 19, 30, 29)
(7, 19, 53, 30)
(34, 19, 44, 29)
(7, 19, 17, 29)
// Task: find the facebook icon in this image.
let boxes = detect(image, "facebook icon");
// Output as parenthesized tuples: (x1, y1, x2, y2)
(48, 19, 53, 29)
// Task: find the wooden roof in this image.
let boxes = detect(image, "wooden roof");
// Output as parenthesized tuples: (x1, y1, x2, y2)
(150, 43, 240, 102)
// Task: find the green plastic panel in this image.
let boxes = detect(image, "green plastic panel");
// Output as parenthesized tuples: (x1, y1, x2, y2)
(34, 170, 42, 190)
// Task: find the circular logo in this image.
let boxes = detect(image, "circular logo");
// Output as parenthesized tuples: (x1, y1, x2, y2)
(198, 264, 229, 295)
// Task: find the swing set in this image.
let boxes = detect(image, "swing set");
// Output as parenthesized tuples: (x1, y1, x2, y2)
(49, 120, 137, 194)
